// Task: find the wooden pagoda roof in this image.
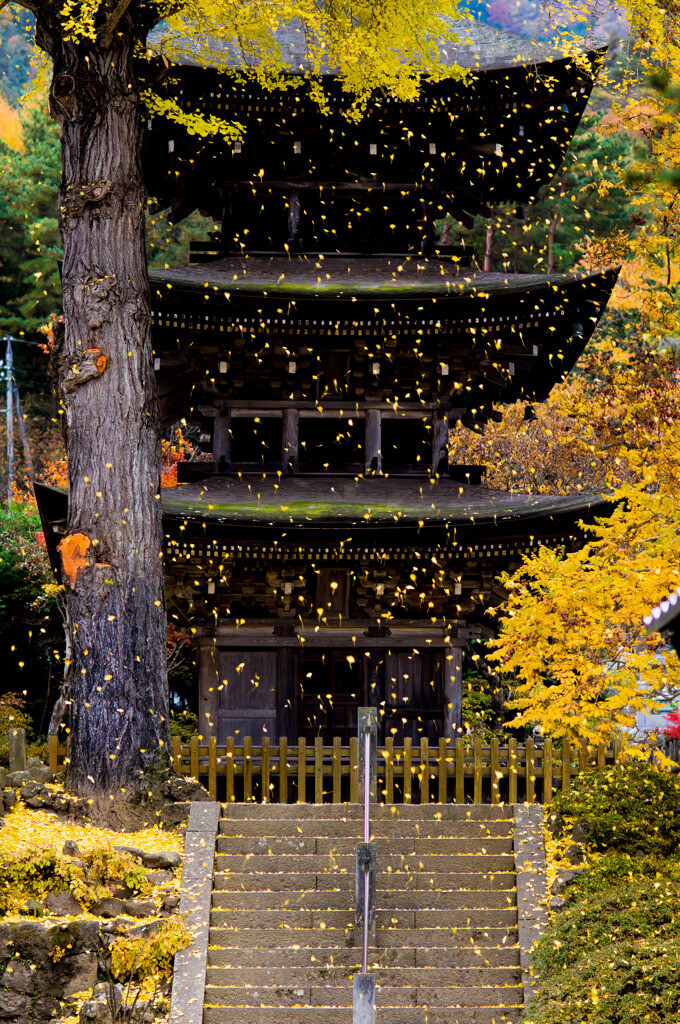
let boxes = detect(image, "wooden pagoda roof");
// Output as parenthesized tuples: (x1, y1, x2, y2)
(150, 256, 614, 299)
(35, 479, 614, 576)
(149, 259, 618, 426)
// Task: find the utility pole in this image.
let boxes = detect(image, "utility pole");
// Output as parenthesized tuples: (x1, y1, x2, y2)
(4, 337, 14, 503)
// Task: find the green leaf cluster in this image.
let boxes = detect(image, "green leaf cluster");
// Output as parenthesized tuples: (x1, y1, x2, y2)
(0, 846, 151, 914)
(550, 762, 680, 855)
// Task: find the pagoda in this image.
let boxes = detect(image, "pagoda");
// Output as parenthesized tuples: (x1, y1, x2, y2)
(38, 21, 617, 747)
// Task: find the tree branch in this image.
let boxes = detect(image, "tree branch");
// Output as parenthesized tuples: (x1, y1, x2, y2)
(97, 0, 136, 47)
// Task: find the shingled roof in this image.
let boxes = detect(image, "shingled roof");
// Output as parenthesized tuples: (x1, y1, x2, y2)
(149, 256, 615, 300)
(157, 18, 572, 75)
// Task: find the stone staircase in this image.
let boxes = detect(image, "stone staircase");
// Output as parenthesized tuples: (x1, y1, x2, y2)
(204, 803, 524, 1024)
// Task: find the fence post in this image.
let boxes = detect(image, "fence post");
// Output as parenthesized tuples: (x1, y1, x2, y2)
(420, 738, 429, 805)
(244, 736, 253, 802)
(385, 737, 394, 805)
(333, 736, 342, 803)
(455, 737, 464, 804)
(190, 736, 199, 781)
(438, 738, 447, 804)
(172, 736, 182, 775)
(490, 736, 500, 805)
(473, 735, 482, 804)
(48, 735, 58, 774)
(543, 738, 553, 804)
(315, 736, 324, 804)
(526, 737, 535, 804)
(280, 737, 288, 803)
(208, 736, 217, 799)
(262, 736, 270, 803)
(403, 737, 412, 804)
(226, 736, 235, 802)
(9, 728, 26, 773)
(508, 737, 518, 805)
(358, 708, 377, 805)
(297, 737, 306, 804)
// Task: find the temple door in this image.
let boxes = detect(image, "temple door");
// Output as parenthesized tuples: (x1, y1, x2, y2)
(216, 649, 277, 743)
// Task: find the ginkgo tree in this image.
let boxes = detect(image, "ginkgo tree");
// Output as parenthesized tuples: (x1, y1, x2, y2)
(0, 0, 462, 803)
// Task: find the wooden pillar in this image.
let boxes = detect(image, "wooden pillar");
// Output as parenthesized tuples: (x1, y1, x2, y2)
(431, 410, 449, 477)
(212, 403, 231, 472)
(444, 645, 463, 740)
(198, 641, 220, 742)
(282, 408, 299, 473)
(365, 409, 382, 475)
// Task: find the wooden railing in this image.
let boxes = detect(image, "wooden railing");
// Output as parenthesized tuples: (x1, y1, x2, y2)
(48, 733, 623, 804)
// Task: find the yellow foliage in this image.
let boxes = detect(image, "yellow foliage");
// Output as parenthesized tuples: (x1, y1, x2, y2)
(0, 94, 23, 150)
(0, 801, 183, 861)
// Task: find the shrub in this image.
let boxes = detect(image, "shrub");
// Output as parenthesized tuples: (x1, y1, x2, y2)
(110, 918, 191, 981)
(550, 761, 680, 854)
(533, 873, 680, 972)
(0, 845, 151, 913)
(526, 935, 680, 1024)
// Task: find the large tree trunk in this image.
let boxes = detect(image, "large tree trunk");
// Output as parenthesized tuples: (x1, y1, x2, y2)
(41, 26, 169, 797)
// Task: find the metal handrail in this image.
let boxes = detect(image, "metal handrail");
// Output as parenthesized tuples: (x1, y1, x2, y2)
(362, 724, 370, 975)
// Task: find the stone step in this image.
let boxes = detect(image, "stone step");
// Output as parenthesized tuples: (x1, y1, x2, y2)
(214, 854, 515, 873)
(206, 946, 522, 969)
(216, 837, 514, 855)
(211, 889, 516, 911)
(208, 926, 518, 948)
(220, 804, 513, 821)
(217, 821, 513, 839)
(203, 1005, 522, 1023)
(210, 909, 518, 930)
(204, 985, 524, 1008)
(213, 871, 517, 892)
(205, 967, 523, 988)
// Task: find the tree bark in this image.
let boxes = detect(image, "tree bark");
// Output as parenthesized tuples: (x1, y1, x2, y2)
(41, 25, 169, 796)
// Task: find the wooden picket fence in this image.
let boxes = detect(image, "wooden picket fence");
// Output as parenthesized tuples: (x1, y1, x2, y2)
(48, 733, 622, 804)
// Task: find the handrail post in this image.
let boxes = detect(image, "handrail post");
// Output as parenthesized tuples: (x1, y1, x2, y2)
(358, 707, 377, 807)
(354, 708, 377, 1024)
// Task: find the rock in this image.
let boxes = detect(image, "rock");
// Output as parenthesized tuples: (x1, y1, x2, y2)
(52, 793, 71, 812)
(550, 896, 566, 912)
(99, 918, 135, 935)
(33, 995, 61, 1017)
(545, 811, 565, 835)
(62, 951, 98, 998)
(62, 840, 81, 857)
(0, 767, 6, 789)
(146, 870, 174, 887)
(111, 885, 134, 900)
(2, 790, 15, 811)
(19, 781, 49, 807)
(565, 844, 590, 866)
(44, 891, 84, 917)
(114, 845, 145, 861)
(0, 960, 37, 994)
(54, 771, 66, 784)
(7, 771, 30, 788)
(27, 762, 53, 785)
(0, 989, 31, 1016)
(141, 850, 181, 870)
(90, 898, 126, 919)
(161, 775, 211, 803)
(80, 986, 121, 1024)
(162, 895, 181, 912)
(159, 802, 190, 824)
(22, 900, 45, 916)
(552, 868, 585, 897)
(122, 900, 158, 919)
(570, 818, 593, 844)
